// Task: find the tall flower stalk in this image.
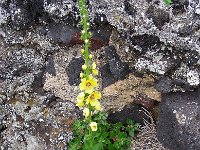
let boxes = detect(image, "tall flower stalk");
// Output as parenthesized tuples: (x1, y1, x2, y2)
(77, 0, 101, 132)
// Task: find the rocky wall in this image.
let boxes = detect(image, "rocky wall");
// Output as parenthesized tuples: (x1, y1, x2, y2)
(0, 0, 200, 149)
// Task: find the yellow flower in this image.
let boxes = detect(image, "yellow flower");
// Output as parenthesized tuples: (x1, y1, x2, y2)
(79, 75, 98, 94)
(92, 69, 98, 75)
(76, 92, 85, 107)
(86, 91, 101, 106)
(82, 64, 87, 70)
(89, 54, 93, 59)
(95, 101, 102, 111)
(92, 62, 96, 69)
(83, 108, 90, 118)
(90, 122, 97, 131)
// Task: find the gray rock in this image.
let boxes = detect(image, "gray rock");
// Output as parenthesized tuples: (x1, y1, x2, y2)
(66, 57, 84, 86)
(90, 0, 200, 91)
(1, 0, 44, 29)
(157, 87, 200, 150)
(155, 77, 173, 93)
(0, 96, 82, 150)
(46, 55, 56, 76)
(105, 45, 129, 80)
(46, 22, 78, 44)
(146, 6, 170, 29)
(100, 63, 119, 89)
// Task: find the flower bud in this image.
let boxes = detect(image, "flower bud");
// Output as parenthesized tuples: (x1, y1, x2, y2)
(89, 54, 93, 59)
(85, 39, 89, 44)
(81, 49, 84, 54)
(80, 72, 84, 78)
(82, 64, 87, 70)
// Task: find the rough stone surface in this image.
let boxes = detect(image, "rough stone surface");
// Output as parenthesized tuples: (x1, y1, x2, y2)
(157, 86, 200, 150)
(0, 0, 200, 149)
(46, 55, 56, 76)
(0, 0, 199, 91)
(105, 45, 129, 80)
(100, 63, 119, 88)
(89, 0, 200, 92)
(107, 103, 151, 126)
(155, 77, 173, 93)
(66, 57, 84, 86)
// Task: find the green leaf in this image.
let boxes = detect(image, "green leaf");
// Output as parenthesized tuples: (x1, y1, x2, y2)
(164, 0, 172, 6)
(108, 142, 115, 150)
(93, 143, 103, 150)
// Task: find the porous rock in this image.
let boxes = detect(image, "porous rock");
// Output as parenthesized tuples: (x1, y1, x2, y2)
(157, 86, 200, 150)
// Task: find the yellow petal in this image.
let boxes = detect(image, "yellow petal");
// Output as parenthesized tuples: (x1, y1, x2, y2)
(79, 78, 86, 91)
(94, 91, 101, 99)
(95, 101, 101, 111)
(92, 69, 98, 75)
(77, 92, 85, 101)
(90, 99, 99, 106)
(76, 100, 84, 107)
(85, 88, 94, 94)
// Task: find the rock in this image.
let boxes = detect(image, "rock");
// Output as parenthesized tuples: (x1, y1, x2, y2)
(105, 45, 129, 80)
(124, 0, 136, 16)
(66, 57, 84, 86)
(1, 48, 45, 79)
(135, 54, 179, 75)
(130, 34, 161, 53)
(46, 55, 56, 76)
(172, 0, 189, 14)
(155, 77, 173, 93)
(91, 25, 112, 48)
(3, 0, 44, 29)
(107, 103, 151, 126)
(46, 22, 78, 44)
(43, 0, 77, 20)
(133, 94, 156, 110)
(0, 96, 82, 150)
(93, 13, 108, 25)
(100, 63, 119, 88)
(0, 48, 45, 100)
(90, 0, 200, 91)
(157, 87, 200, 150)
(146, 6, 170, 29)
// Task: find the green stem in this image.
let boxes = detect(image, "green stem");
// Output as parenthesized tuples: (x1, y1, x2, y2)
(80, 0, 90, 80)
